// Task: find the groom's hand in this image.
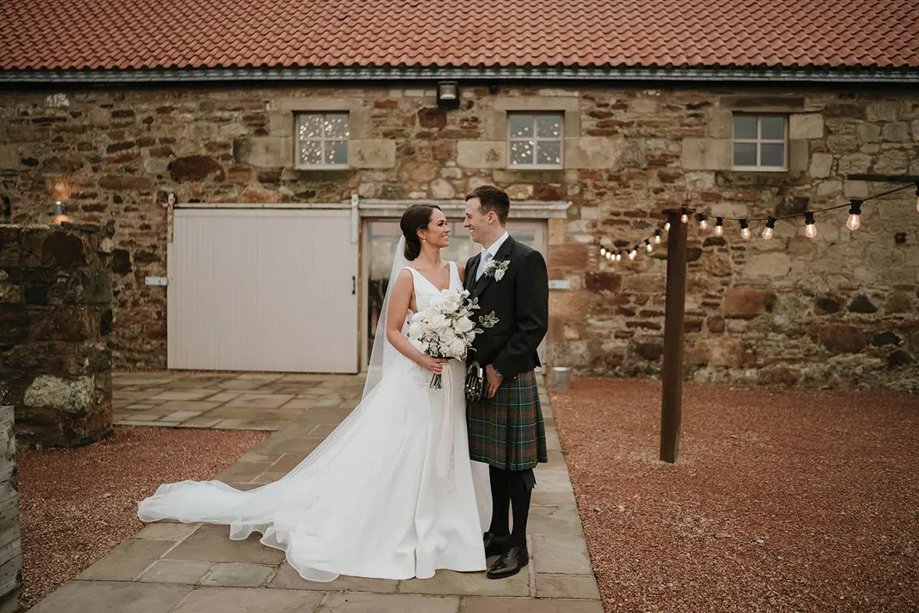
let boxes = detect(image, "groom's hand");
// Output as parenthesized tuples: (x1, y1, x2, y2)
(485, 364, 504, 398)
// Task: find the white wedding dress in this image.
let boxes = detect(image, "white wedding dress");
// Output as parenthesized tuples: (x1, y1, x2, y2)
(138, 261, 489, 581)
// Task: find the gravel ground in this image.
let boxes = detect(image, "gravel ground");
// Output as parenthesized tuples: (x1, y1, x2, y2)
(16, 426, 269, 610)
(550, 378, 918, 613)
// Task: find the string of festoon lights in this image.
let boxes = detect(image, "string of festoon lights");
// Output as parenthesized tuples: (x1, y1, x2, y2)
(598, 181, 919, 263)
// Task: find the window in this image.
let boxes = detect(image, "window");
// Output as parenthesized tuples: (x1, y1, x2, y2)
(732, 114, 786, 170)
(507, 112, 563, 168)
(296, 112, 350, 168)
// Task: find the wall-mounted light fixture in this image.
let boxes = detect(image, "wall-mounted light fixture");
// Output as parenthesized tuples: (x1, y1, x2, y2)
(50, 200, 72, 225)
(436, 81, 460, 108)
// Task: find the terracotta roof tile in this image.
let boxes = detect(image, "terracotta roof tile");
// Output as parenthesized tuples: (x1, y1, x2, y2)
(0, 0, 917, 72)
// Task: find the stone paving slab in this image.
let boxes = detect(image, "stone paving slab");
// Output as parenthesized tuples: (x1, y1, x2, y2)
(31, 370, 602, 612)
(138, 560, 213, 585)
(268, 563, 400, 593)
(317, 592, 461, 613)
(172, 586, 324, 612)
(198, 562, 275, 587)
(30, 581, 194, 613)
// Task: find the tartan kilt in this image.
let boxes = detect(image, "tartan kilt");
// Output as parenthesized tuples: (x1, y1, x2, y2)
(466, 370, 548, 471)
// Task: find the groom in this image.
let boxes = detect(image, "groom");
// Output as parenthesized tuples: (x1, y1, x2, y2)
(463, 185, 549, 579)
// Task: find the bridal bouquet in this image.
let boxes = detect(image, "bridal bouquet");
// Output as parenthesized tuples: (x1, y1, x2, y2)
(408, 289, 494, 389)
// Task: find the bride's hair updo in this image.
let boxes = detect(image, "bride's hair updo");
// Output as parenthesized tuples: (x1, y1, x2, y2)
(400, 204, 442, 261)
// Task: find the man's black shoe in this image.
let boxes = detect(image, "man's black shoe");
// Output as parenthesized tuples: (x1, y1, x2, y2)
(486, 544, 528, 579)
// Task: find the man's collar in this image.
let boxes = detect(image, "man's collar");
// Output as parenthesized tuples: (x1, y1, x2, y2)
(482, 231, 510, 257)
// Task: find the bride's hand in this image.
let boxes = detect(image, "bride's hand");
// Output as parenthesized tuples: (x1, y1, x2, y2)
(418, 355, 448, 374)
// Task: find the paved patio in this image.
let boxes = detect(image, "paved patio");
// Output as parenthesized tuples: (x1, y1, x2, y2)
(31, 371, 602, 612)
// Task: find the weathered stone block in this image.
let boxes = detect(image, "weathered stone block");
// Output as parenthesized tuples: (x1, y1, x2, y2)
(23, 375, 95, 414)
(819, 324, 866, 354)
(584, 272, 621, 292)
(886, 348, 913, 367)
(808, 152, 833, 178)
(865, 101, 898, 122)
(98, 175, 154, 191)
(857, 123, 881, 142)
(885, 291, 913, 314)
(564, 137, 623, 169)
(873, 149, 909, 175)
(350, 139, 396, 169)
(722, 288, 775, 319)
(429, 178, 455, 199)
(681, 138, 731, 170)
(0, 145, 18, 170)
(169, 155, 226, 182)
(789, 113, 824, 138)
(457, 141, 505, 168)
(814, 294, 842, 315)
(837, 153, 872, 175)
(506, 184, 533, 200)
(243, 137, 291, 167)
(758, 365, 802, 386)
(417, 107, 447, 129)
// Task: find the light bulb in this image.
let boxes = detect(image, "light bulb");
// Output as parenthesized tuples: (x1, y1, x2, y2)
(846, 200, 862, 232)
(741, 227, 751, 239)
(761, 217, 777, 240)
(628, 249, 637, 260)
(600, 247, 607, 256)
(739, 219, 751, 240)
(714, 217, 724, 236)
(680, 208, 690, 224)
(804, 211, 817, 238)
(654, 230, 662, 244)
(645, 240, 653, 253)
(696, 213, 708, 230)
(663, 222, 671, 232)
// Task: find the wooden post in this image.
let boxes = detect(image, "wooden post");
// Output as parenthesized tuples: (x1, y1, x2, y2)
(660, 210, 687, 463)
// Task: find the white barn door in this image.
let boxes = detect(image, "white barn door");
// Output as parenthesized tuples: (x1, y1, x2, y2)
(168, 208, 358, 373)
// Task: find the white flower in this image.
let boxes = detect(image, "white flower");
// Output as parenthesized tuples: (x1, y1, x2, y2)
(482, 259, 510, 281)
(454, 317, 474, 333)
(448, 338, 466, 357)
(426, 312, 448, 332)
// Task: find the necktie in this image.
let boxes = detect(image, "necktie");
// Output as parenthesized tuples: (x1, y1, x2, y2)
(476, 251, 492, 281)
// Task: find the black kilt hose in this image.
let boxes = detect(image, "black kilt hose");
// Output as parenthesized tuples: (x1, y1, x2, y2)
(467, 371, 548, 470)
(464, 235, 549, 472)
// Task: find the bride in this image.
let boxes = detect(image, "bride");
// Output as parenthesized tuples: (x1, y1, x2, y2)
(138, 204, 490, 582)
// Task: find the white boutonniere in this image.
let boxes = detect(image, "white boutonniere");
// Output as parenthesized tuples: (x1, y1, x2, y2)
(482, 258, 510, 281)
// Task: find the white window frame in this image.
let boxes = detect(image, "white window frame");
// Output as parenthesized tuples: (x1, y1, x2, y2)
(295, 112, 350, 170)
(507, 112, 564, 169)
(732, 114, 788, 172)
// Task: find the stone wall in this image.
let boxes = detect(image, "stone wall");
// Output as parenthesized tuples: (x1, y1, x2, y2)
(0, 406, 20, 613)
(0, 223, 113, 446)
(0, 84, 916, 390)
